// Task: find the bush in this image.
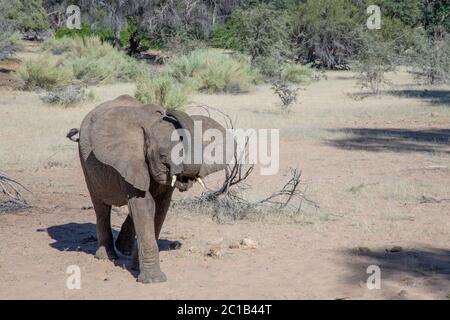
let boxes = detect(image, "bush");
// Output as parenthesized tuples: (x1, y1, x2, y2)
(271, 80, 299, 113)
(211, 4, 291, 61)
(252, 55, 282, 78)
(0, 31, 21, 60)
(281, 64, 314, 83)
(40, 85, 95, 107)
(291, 0, 364, 69)
(135, 75, 190, 109)
(135, 49, 259, 108)
(410, 31, 450, 84)
(377, 0, 424, 27)
(355, 32, 398, 94)
(168, 49, 259, 93)
(17, 55, 74, 90)
(54, 23, 136, 48)
(40, 36, 144, 84)
(0, 0, 49, 33)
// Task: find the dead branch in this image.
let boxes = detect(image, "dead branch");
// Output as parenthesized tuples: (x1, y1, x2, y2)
(175, 105, 319, 221)
(0, 172, 31, 210)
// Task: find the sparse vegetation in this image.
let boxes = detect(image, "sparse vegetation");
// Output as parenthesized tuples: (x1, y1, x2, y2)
(136, 49, 260, 108)
(0, 31, 21, 61)
(18, 54, 73, 90)
(410, 31, 450, 85)
(19, 36, 145, 91)
(135, 74, 190, 109)
(40, 85, 94, 107)
(281, 63, 314, 84)
(355, 33, 398, 94)
(271, 80, 300, 113)
(168, 49, 259, 93)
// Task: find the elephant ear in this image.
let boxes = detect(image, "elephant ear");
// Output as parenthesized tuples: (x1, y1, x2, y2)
(190, 115, 230, 178)
(90, 105, 161, 191)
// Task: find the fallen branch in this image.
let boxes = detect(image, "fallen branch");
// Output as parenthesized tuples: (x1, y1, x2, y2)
(0, 172, 31, 211)
(174, 106, 319, 221)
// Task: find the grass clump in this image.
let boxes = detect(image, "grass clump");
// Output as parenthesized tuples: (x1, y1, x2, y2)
(20, 36, 145, 91)
(135, 49, 259, 108)
(281, 63, 314, 83)
(167, 49, 259, 93)
(17, 55, 74, 90)
(135, 74, 190, 109)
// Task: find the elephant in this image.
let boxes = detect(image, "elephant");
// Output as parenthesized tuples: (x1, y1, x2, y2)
(67, 95, 229, 283)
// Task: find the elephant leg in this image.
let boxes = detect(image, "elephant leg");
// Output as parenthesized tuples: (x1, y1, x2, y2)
(154, 189, 174, 240)
(115, 214, 135, 256)
(116, 189, 174, 256)
(128, 192, 166, 283)
(92, 197, 117, 260)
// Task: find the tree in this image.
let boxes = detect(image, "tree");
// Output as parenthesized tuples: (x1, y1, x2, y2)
(291, 0, 364, 69)
(422, 0, 450, 34)
(377, 0, 424, 27)
(0, 0, 49, 34)
(212, 3, 290, 61)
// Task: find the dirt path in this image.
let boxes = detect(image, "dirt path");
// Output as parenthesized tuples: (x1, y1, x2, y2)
(1, 68, 449, 299)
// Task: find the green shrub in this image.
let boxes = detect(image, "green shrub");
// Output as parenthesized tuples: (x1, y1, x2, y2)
(354, 32, 398, 94)
(40, 36, 145, 84)
(377, 0, 424, 27)
(135, 75, 190, 109)
(168, 49, 259, 93)
(252, 55, 282, 78)
(17, 55, 74, 90)
(291, 0, 364, 69)
(55, 24, 128, 48)
(211, 4, 291, 61)
(0, 0, 49, 33)
(0, 31, 21, 60)
(281, 64, 314, 83)
(410, 31, 450, 84)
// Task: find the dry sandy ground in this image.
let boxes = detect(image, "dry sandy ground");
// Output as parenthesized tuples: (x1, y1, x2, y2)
(0, 49, 449, 299)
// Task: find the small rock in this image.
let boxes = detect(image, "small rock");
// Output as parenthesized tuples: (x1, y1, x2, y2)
(36, 228, 46, 232)
(103, 277, 110, 282)
(388, 246, 403, 253)
(240, 238, 258, 249)
(81, 205, 93, 210)
(206, 247, 223, 259)
(431, 112, 438, 117)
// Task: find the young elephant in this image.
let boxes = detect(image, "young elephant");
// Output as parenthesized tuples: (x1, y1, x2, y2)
(68, 95, 227, 283)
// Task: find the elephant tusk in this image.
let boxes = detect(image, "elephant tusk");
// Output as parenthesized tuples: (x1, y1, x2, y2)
(171, 175, 177, 187)
(196, 177, 205, 188)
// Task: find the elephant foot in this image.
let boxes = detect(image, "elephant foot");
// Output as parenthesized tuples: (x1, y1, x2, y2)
(95, 246, 118, 261)
(137, 270, 167, 284)
(115, 234, 134, 256)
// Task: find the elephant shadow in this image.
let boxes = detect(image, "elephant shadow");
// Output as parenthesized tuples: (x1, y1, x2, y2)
(46, 223, 181, 273)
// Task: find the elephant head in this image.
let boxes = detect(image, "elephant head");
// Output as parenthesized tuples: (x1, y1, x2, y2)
(88, 102, 230, 192)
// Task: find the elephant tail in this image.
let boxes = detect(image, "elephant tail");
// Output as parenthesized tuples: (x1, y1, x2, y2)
(66, 128, 80, 142)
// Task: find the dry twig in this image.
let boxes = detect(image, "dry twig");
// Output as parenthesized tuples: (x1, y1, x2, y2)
(0, 172, 31, 211)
